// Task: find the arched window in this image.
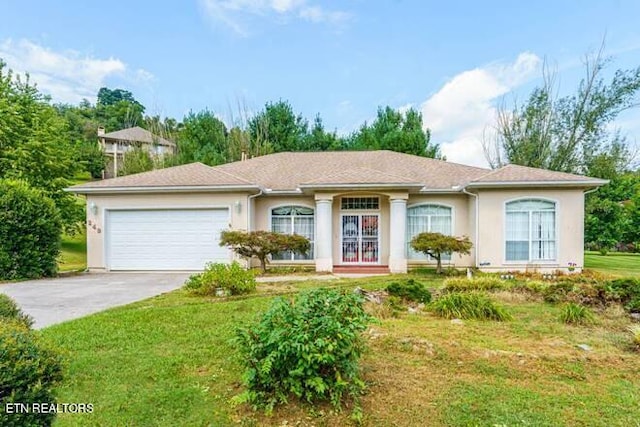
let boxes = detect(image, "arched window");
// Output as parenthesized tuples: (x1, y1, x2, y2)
(271, 206, 314, 260)
(505, 199, 556, 261)
(406, 204, 452, 259)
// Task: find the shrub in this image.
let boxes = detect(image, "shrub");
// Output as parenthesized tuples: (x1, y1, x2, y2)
(542, 281, 575, 303)
(430, 292, 512, 321)
(234, 288, 373, 415)
(0, 180, 62, 280)
(0, 321, 64, 427)
(605, 278, 640, 305)
(626, 297, 640, 313)
(220, 230, 310, 273)
(559, 303, 596, 325)
(410, 232, 472, 274)
(0, 294, 33, 327)
(443, 277, 506, 292)
(184, 262, 256, 296)
(386, 279, 432, 303)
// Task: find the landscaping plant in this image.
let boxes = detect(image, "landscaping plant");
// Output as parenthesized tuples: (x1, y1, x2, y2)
(183, 261, 256, 296)
(0, 321, 64, 426)
(0, 180, 62, 280)
(219, 230, 310, 273)
(0, 294, 33, 327)
(559, 303, 596, 325)
(430, 292, 513, 321)
(234, 288, 373, 417)
(410, 232, 472, 274)
(443, 277, 506, 292)
(386, 279, 432, 303)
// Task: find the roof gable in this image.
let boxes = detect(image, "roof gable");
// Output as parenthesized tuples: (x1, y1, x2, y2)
(470, 164, 607, 186)
(101, 126, 175, 147)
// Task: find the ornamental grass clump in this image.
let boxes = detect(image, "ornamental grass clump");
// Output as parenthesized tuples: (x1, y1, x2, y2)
(559, 303, 596, 325)
(443, 277, 506, 292)
(234, 288, 373, 417)
(430, 292, 513, 321)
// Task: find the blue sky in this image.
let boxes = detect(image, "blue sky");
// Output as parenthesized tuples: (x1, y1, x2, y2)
(1, 0, 639, 166)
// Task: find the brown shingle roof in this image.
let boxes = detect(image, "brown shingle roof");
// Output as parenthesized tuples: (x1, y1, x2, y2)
(470, 164, 606, 185)
(70, 162, 254, 190)
(101, 126, 175, 147)
(214, 151, 490, 190)
(68, 151, 607, 193)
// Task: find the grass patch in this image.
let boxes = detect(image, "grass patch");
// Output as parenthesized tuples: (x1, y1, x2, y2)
(585, 251, 640, 277)
(58, 232, 86, 272)
(559, 303, 596, 325)
(430, 292, 513, 321)
(40, 276, 640, 426)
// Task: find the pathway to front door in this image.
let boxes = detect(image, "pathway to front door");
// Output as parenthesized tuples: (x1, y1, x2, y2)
(340, 214, 380, 264)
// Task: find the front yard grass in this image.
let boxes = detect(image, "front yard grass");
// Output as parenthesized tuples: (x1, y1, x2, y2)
(42, 274, 640, 426)
(58, 232, 87, 272)
(585, 251, 640, 277)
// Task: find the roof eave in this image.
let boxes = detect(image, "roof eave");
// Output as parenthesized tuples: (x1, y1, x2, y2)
(465, 179, 609, 189)
(66, 185, 261, 194)
(298, 183, 424, 190)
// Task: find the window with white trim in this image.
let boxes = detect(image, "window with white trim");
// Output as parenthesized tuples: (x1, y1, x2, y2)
(505, 199, 556, 262)
(406, 204, 452, 260)
(271, 206, 314, 260)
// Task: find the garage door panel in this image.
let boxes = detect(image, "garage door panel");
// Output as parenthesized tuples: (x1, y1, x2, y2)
(107, 209, 229, 270)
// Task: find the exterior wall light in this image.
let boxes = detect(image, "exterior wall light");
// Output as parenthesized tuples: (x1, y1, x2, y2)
(90, 202, 98, 215)
(234, 200, 242, 214)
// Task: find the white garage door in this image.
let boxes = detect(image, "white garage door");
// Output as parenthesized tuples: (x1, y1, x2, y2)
(106, 209, 230, 270)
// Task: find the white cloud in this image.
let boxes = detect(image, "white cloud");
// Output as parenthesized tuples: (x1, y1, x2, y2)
(199, 0, 350, 36)
(418, 52, 542, 167)
(0, 39, 153, 104)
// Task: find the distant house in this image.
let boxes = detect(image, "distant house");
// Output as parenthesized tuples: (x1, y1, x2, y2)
(69, 150, 607, 274)
(98, 126, 176, 178)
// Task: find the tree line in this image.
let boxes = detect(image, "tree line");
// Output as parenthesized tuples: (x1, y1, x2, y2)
(1, 42, 640, 259)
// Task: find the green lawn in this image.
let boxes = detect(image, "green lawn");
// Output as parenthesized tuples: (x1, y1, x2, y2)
(585, 251, 640, 277)
(41, 274, 640, 426)
(58, 232, 87, 272)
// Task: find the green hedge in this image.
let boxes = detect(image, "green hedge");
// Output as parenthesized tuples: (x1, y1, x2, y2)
(0, 180, 62, 280)
(0, 321, 64, 426)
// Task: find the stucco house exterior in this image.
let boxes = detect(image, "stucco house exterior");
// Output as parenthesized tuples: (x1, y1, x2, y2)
(98, 126, 177, 178)
(68, 150, 607, 273)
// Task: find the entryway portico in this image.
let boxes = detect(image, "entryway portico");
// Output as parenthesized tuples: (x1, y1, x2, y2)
(314, 192, 409, 274)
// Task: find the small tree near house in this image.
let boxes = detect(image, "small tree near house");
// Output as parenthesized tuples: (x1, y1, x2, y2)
(219, 230, 310, 273)
(410, 232, 473, 274)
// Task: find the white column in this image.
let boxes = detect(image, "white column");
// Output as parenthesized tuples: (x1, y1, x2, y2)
(389, 197, 408, 273)
(315, 196, 333, 272)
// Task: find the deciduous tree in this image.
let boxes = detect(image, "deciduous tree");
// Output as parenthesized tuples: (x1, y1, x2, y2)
(410, 232, 472, 274)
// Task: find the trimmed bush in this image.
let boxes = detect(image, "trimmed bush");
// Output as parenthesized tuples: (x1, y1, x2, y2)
(430, 292, 512, 321)
(559, 303, 596, 325)
(0, 294, 33, 327)
(443, 277, 506, 292)
(542, 281, 575, 303)
(0, 321, 64, 427)
(184, 261, 256, 296)
(386, 279, 432, 303)
(234, 288, 373, 415)
(0, 180, 62, 280)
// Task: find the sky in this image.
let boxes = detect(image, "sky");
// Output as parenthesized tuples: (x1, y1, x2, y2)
(1, 0, 640, 167)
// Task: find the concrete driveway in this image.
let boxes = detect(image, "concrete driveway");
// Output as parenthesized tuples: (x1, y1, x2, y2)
(0, 273, 189, 329)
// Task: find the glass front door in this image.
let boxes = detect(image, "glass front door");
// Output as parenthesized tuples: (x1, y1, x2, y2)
(341, 214, 379, 264)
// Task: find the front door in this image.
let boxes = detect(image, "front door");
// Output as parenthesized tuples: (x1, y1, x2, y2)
(341, 214, 380, 264)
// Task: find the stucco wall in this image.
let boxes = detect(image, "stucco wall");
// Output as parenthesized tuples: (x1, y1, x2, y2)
(85, 192, 249, 271)
(476, 188, 585, 272)
(406, 194, 474, 268)
(253, 195, 316, 266)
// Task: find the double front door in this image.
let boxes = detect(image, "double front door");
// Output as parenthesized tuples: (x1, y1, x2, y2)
(341, 214, 380, 264)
